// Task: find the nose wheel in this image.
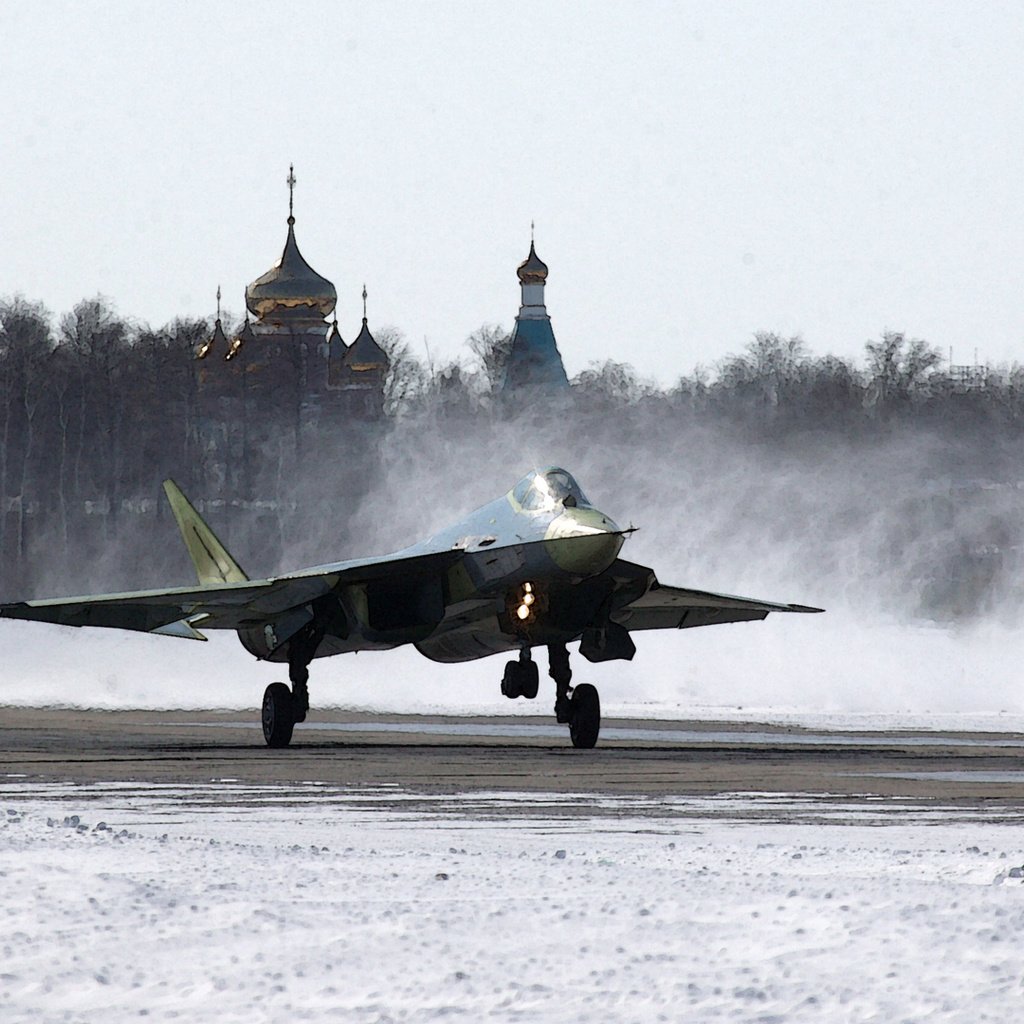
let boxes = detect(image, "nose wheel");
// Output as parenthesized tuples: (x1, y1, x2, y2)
(567, 683, 600, 748)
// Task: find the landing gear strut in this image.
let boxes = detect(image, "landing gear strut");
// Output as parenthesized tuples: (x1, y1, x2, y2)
(549, 643, 601, 749)
(261, 620, 324, 748)
(550, 643, 573, 723)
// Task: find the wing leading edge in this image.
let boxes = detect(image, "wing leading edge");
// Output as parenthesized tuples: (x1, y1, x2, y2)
(0, 547, 464, 640)
(607, 559, 823, 632)
(0, 532, 628, 644)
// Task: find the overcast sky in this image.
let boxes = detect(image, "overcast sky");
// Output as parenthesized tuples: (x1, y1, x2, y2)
(3, 1, 1022, 383)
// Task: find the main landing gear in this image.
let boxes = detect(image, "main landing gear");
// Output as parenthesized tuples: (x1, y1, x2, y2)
(261, 682, 295, 748)
(261, 620, 323, 748)
(501, 642, 601, 748)
(500, 647, 539, 699)
(263, 629, 602, 751)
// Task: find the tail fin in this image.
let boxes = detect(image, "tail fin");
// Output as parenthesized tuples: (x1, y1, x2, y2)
(162, 480, 249, 585)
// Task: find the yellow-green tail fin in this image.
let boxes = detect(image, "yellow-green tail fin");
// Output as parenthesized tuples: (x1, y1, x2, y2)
(162, 480, 249, 585)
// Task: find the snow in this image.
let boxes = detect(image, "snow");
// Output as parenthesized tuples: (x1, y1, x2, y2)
(3, 781, 1024, 1022)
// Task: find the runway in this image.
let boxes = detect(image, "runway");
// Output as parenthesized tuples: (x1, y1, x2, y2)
(3, 707, 1024, 813)
(6, 708, 1024, 1021)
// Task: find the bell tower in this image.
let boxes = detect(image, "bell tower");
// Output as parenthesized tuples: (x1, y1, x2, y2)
(502, 231, 569, 392)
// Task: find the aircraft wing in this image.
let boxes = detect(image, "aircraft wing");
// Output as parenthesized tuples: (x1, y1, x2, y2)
(0, 549, 463, 640)
(608, 559, 823, 632)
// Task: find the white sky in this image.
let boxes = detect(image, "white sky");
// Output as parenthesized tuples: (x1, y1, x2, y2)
(3, 0, 1022, 383)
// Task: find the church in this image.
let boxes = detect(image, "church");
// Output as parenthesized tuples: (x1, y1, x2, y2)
(503, 237, 570, 393)
(198, 167, 390, 424)
(196, 172, 573, 486)
(196, 169, 391, 496)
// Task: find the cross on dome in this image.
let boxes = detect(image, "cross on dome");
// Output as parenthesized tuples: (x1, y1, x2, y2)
(244, 165, 337, 321)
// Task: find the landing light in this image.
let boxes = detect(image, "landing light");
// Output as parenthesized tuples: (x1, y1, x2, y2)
(513, 581, 538, 624)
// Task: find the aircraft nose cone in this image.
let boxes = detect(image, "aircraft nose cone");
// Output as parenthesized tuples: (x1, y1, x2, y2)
(545, 508, 624, 575)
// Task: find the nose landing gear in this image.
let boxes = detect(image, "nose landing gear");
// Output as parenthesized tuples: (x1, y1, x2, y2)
(567, 683, 601, 748)
(498, 643, 601, 747)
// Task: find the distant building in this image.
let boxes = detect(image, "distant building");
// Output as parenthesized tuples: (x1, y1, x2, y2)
(947, 364, 989, 391)
(196, 168, 389, 496)
(326, 287, 390, 419)
(198, 167, 389, 423)
(502, 239, 570, 392)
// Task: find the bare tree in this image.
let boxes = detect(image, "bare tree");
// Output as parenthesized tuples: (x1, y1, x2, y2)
(59, 297, 132, 526)
(466, 323, 512, 393)
(376, 327, 426, 416)
(864, 331, 942, 410)
(572, 360, 652, 404)
(717, 332, 809, 408)
(0, 297, 56, 565)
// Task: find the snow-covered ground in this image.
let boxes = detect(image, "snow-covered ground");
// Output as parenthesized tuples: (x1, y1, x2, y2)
(2, 781, 1023, 1023)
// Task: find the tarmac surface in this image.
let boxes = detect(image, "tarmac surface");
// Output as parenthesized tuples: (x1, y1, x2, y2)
(3, 707, 1024, 815)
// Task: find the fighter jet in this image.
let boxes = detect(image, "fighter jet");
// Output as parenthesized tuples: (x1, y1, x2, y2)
(0, 468, 822, 748)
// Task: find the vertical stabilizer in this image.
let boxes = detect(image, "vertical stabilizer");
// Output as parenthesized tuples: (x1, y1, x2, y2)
(162, 480, 249, 585)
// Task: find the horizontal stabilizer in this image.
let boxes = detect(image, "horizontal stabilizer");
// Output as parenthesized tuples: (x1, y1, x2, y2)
(150, 618, 209, 641)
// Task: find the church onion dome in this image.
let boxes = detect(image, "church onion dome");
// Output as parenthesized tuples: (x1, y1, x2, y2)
(343, 319, 390, 371)
(245, 217, 337, 320)
(516, 241, 549, 285)
(197, 318, 228, 360)
(226, 318, 255, 361)
(327, 317, 345, 348)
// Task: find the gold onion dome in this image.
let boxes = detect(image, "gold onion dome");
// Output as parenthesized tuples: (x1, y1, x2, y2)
(226, 318, 256, 361)
(197, 317, 228, 360)
(245, 215, 337, 320)
(236, 317, 256, 345)
(516, 240, 549, 285)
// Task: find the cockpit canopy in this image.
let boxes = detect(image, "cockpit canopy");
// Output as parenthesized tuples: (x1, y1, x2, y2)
(511, 467, 592, 513)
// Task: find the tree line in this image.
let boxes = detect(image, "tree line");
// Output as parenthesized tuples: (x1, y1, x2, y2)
(2, 292, 1022, 610)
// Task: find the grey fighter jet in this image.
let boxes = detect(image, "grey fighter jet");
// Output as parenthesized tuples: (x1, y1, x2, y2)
(0, 468, 822, 747)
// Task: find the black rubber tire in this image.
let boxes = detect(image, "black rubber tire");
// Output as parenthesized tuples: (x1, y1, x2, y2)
(501, 661, 521, 698)
(568, 683, 600, 749)
(520, 661, 539, 700)
(262, 682, 295, 748)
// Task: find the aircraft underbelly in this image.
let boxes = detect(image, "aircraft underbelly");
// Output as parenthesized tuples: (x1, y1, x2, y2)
(416, 576, 613, 664)
(415, 620, 516, 663)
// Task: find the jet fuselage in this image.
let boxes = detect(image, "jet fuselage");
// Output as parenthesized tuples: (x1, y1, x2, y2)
(238, 468, 625, 664)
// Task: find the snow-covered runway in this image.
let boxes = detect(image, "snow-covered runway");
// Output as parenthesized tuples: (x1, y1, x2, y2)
(3, 781, 1023, 1023)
